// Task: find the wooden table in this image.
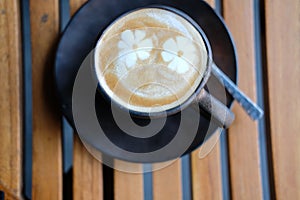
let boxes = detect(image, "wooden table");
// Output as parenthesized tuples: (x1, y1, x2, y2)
(0, 0, 299, 199)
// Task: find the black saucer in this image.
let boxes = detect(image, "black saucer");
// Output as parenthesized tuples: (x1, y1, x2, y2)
(55, 0, 237, 162)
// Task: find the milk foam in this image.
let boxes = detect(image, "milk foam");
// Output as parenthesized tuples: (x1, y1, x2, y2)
(95, 8, 208, 113)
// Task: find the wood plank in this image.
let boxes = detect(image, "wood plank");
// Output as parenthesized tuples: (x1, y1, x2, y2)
(191, 1, 224, 200)
(73, 136, 103, 200)
(29, 0, 62, 199)
(153, 160, 182, 200)
(0, 0, 22, 199)
(191, 135, 222, 200)
(223, 0, 263, 199)
(69, 1, 103, 200)
(114, 162, 143, 200)
(265, 0, 300, 199)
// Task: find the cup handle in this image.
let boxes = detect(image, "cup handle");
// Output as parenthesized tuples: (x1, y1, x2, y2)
(195, 89, 235, 128)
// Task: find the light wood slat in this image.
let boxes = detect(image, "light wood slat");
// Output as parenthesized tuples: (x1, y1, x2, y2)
(153, 160, 182, 200)
(0, 0, 22, 199)
(73, 136, 103, 200)
(114, 163, 143, 200)
(191, 146, 222, 200)
(223, 0, 263, 199)
(265, 0, 300, 199)
(114, 172, 143, 200)
(69, 1, 103, 200)
(29, 0, 62, 199)
(114, 171, 144, 200)
(191, 1, 223, 200)
(191, 136, 222, 200)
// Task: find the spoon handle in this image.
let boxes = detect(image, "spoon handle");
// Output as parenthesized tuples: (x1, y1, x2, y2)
(211, 63, 264, 120)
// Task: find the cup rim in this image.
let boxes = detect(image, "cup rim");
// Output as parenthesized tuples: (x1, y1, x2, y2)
(94, 5, 213, 118)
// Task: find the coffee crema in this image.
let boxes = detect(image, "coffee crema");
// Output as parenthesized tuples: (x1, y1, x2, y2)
(95, 8, 208, 113)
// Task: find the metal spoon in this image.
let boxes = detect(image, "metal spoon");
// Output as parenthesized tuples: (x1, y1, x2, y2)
(211, 63, 264, 120)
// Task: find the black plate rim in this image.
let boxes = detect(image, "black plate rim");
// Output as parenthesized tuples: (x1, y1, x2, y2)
(54, 0, 238, 162)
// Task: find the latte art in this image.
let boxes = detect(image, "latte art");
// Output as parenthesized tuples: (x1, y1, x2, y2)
(95, 8, 208, 113)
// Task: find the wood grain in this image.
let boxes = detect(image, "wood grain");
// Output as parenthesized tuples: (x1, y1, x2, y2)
(73, 136, 103, 200)
(69, 1, 103, 200)
(153, 160, 182, 200)
(29, 0, 62, 199)
(223, 0, 263, 199)
(265, 0, 300, 199)
(0, 0, 22, 199)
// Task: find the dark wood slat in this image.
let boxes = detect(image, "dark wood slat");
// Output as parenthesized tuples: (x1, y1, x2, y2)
(0, 0, 22, 199)
(29, 0, 62, 199)
(223, 0, 263, 199)
(265, 0, 300, 199)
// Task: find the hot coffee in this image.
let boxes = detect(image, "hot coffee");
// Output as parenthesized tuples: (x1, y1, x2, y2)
(95, 8, 208, 113)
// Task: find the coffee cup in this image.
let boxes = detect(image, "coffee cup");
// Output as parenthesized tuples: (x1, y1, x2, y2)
(94, 6, 235, 128)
